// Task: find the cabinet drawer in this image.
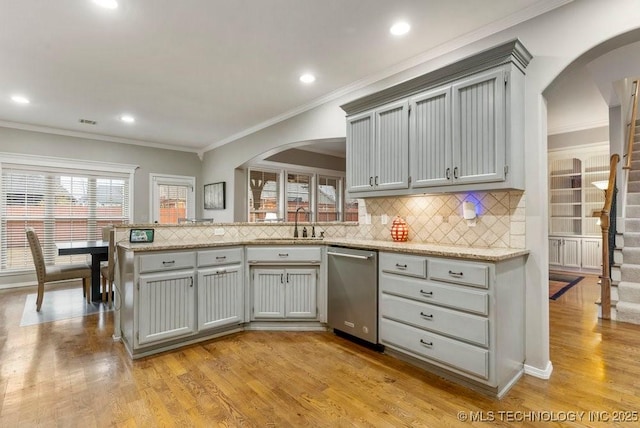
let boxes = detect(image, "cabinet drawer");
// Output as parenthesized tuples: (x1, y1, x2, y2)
(380, 318, 489, 380)
(139, 251, 196, 273)
(380, 272, 488, 315)
(428, 259, 489, 289)
(380, 294, 489, 347)
(380, 252, 427, 278)
(198, 247, 243, 267)
(246, 246, 321, 264)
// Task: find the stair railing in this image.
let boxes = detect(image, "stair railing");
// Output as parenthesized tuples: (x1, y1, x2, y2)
(600, 154, 620, 320)
(623, 80, 639, 171)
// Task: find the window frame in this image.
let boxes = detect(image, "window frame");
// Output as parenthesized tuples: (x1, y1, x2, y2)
(246, 163, 353, 223)
(149, 173, 196, 224)
(0, 152, 137, 274)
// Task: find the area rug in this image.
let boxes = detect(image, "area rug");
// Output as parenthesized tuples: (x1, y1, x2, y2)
(549, 273, 584, 300)
(20, 287, 112, 326)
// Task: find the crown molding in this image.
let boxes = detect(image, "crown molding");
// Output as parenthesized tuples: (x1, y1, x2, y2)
(201, 0, 571, 153)
(547, 119, 609, 135)
(0, 120, 200, 154)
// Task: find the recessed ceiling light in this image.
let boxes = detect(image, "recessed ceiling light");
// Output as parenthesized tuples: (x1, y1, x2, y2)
(390, 21, 411, 36)
(120, 115, 135, 123)
(299, 73, 316, 84)
(92, 0, 118, 10)
(11, 95, 30, 104)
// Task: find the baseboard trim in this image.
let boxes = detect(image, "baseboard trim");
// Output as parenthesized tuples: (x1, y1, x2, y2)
(524, 360, 553, 379)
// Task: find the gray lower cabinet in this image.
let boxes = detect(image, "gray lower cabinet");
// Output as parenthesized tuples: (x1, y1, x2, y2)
(378, 251, 525, 398)
(197, 247, 244, 331)
(252, 267, 317, 319)
(137, 252, 197, 346)
(138, 269, 196, 345)
(247, 246, 321, 321)
(119, 247, 244, 358)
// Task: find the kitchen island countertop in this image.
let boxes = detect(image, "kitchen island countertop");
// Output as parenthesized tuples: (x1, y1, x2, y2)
(118, 237, 528, 262)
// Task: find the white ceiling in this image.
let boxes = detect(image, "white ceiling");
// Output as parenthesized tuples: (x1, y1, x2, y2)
(0, 0, 571, 153)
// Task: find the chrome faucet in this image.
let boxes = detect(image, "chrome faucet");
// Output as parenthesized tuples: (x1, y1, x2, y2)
(293, 207, 307, 238)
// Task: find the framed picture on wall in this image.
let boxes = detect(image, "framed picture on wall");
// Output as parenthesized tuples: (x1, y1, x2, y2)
(204, 182, 226, 210)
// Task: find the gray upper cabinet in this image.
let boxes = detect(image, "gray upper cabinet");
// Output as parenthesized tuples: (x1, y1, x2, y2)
(346, 110, 375, 192)
(346, 100, 409, 193)
(409, 86, 452, 188)
(451, 68, 506, 185)
(342, 39, 530, 198)
(375, 99, 409, 191)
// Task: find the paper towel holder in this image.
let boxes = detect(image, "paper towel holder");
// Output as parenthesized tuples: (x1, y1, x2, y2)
(462, 201, 477, 220)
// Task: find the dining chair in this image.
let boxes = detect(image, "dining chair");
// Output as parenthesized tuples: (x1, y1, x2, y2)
(25, 227, 92, 312)
(100, 228, 116, 305)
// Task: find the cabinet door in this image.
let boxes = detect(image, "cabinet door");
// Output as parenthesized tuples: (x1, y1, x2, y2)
(284, 268, 317, 319)
(346, 110, 375, 193)
(452, 69, 506, 184)
(549, 238, 563, 267)
(252, 268, 285, 319)
(198, 264, 243, 331)
(138, 270, 195, 345)
(562, 238, 582, 268)
(375, 99, 409, 190)
(410, 86, 452, 188)
(581, 239, 602, 270)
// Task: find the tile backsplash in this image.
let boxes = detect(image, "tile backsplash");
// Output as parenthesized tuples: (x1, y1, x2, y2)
(347, 191, 525, 249)
(116, 191, 525, 250)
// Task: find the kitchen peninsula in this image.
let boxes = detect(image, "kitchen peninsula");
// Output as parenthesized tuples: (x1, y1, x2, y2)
(113, 222, 527, 398)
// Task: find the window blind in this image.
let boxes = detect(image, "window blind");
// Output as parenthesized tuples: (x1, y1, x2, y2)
(1, 164, 131, 272)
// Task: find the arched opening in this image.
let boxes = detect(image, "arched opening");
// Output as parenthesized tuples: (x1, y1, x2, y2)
(234, 138, 353, 223)
(543, 29, 640, 318)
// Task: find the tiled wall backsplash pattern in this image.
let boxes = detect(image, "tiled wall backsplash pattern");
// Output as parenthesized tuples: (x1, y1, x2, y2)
(117, 191, 525, 249)
(351, 191, 525, 249)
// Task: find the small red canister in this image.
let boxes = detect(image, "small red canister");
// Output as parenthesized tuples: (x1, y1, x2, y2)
(390, 216, 409, 242)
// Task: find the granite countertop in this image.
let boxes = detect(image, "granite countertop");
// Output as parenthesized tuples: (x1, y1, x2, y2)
(118, 237, 528, 262)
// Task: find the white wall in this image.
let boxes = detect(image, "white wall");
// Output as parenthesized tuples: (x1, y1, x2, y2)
(201, 0, 640, 376)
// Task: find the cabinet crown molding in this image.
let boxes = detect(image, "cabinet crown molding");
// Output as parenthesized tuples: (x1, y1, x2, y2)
(341, 39, 532, 116)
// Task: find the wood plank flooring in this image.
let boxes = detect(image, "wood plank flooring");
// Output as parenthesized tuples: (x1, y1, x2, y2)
(2, 275, 640, 427)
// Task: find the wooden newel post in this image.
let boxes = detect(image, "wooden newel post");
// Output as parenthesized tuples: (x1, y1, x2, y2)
(600, 207, 611, 320)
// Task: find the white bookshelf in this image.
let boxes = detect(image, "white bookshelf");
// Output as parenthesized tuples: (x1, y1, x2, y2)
(548, 147, 609, 271)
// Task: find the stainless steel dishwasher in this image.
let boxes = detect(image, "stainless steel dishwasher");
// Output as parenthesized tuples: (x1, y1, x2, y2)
(327, 246, 378, 345)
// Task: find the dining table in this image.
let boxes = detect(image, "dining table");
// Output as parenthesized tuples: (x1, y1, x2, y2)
(56, 240, 108, 302)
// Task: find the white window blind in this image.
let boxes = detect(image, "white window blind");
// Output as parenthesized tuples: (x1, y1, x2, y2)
(157, 184, 188, 224)
(1, 164, 131, 272)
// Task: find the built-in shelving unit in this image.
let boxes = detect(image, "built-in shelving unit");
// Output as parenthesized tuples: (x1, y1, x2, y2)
(549, 157, 583, 236)
(548, 148, 608, 271)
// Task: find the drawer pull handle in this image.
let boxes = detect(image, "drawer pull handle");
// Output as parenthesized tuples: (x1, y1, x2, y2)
(162, 260, 175, 266)
(278, 253, 289, 257)
(280, 274, 284, 283)
(448, 270, 464, 277)
(420, 312, 433, 319)
(419, 290, 433, 296)
(215, 270, 226, 275)
(395, 263, 408, 270)
(419, 339, 433, 347)
(215, 256, 226, 260)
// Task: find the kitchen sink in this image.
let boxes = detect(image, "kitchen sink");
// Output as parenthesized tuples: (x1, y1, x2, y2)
(253, 237, 324, 241)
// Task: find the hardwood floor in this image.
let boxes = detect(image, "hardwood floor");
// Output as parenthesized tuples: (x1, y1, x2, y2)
(1, 275, 640, 427)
